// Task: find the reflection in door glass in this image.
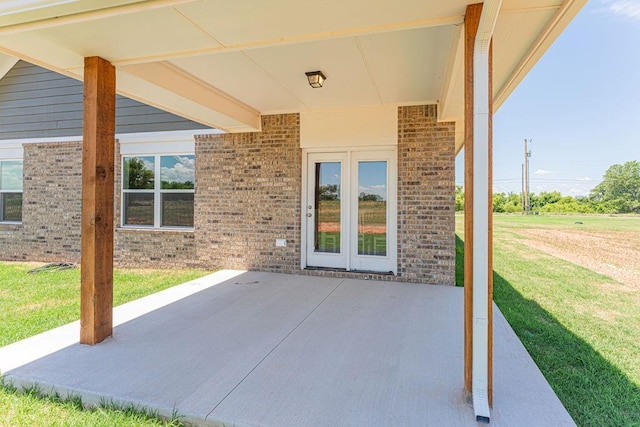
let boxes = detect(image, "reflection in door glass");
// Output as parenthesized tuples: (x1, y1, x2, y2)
(358, 161, 387, 256)
(314, 162, 341, 253)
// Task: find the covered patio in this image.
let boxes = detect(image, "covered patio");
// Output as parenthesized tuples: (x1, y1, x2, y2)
(0, 0, 588, 423)
(0, 271, 574, 426)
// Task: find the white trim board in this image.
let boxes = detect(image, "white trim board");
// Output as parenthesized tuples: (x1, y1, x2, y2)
(300, 105, 397, 149)
(0, 129, 222, 156)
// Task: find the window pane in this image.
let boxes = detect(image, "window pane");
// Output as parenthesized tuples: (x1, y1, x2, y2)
(161, 155, 195, 189)
(123, 156, 155, 190)
(0, 161, 23, 191)
(162, 193, 194, 227)
(358, 161, 387, 256)
(123, 193, 154, 225)
(314, 162, 341, 254)
(1, 193, 22, 222)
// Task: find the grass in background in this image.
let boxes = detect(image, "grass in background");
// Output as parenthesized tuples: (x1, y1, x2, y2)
(0, 262, 212, 426)
(489, 213, 640, 232)
(455, 214, 640, 426)
(0, 263, 211, 347)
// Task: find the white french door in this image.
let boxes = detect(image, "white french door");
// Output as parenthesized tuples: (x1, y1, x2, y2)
(305, 152, 348, 269)
(305, 150, 396, 273)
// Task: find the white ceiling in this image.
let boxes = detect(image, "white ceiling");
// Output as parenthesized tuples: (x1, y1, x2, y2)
(0, 0, 587, 150)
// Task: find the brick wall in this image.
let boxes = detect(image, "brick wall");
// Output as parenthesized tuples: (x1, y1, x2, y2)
(194, 114, 301, 271)
(114, 228, 196, 267)
(0, 141, 83, 262)
(0, 140, 197, 267)
(24, 141, 84, 262)
(397, 105, 456, 284)
(0, 223, 27, 260)
(0, 107, 455, 284)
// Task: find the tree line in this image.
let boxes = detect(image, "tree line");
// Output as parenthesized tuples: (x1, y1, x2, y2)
(455, 160, 640, 214)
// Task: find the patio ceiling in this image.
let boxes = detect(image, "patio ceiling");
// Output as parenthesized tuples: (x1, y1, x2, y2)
(0, 0, 586, 150)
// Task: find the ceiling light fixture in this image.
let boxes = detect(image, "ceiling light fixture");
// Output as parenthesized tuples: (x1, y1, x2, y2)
(305, 71, 326, 88)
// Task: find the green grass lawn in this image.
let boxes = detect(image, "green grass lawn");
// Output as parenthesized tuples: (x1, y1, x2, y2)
(456, 214, 640, 426)
(0, 263, 212, 426)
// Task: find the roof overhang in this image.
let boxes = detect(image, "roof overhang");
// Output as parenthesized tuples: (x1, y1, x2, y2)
(0, 0, 586, 141)
(0, 52, 18, 79)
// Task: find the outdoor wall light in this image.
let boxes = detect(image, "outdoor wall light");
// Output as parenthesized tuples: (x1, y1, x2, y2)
(305, 71, 326, 88)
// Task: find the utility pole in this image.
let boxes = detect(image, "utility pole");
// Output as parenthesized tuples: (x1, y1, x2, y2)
(521, 163, 525, 213)
(522, 139, 532, 215)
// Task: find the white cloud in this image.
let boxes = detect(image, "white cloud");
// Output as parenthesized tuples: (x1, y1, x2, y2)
(533, 169, 553, 175)
(578, 177, 591, 181)
(359, 184, 387, 200)
(598, 0, 640, 20)
(141, 157, 154, 171)
(1, 161, 23, 190)
(161, 156, 195, 183)
(568, 188, 585, 196)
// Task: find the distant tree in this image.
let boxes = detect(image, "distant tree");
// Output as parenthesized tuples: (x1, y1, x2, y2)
(501, 192, 522, 213)
(589, 160, 640, 213)
(462, 189, 521, 213)
(359, 192, 383, 202)
(124, 157, 154, 189)
(455, 185, 464, 211)
(493, 192, 506, 213)
(539, 195, 594, 214)
(531, 191, 562, 210)
(462, 188, 608, 214)
(161, 180, 194, 190)
(319, 184, 339, 201)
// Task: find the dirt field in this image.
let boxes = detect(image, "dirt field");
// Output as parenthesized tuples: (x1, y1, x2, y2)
(504, 221, 640, 291)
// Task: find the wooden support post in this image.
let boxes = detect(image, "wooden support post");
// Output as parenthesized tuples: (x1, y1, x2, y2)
(487, 39, 494, 407)
(80, 56, 115, 345)
(464, 2, 482, 395)
(464, 2, 494, 405)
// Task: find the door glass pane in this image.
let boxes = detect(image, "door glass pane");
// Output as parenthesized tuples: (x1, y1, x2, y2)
(315, 162, 341, 253)
(358, 161, 387, 256)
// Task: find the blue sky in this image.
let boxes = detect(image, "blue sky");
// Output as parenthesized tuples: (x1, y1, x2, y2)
(455, 0, 640, 196)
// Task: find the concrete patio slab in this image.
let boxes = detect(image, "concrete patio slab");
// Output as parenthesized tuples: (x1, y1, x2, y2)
(0, 271, 575, 426)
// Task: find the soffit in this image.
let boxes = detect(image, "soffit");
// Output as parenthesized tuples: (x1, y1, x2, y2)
(0, 0, 586, 140)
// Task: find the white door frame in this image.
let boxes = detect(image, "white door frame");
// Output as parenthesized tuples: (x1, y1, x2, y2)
(301, 147, 397, 274)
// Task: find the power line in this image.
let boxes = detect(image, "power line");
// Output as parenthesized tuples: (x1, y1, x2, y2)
(494, 178, 596, 183)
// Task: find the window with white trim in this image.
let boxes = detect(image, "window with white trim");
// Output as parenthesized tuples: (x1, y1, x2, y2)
(0, 160, 23, 223)
(122, 154, 195, 228)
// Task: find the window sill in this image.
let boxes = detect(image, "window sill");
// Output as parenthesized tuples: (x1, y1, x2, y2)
(117, 226, 194, 233)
